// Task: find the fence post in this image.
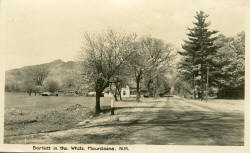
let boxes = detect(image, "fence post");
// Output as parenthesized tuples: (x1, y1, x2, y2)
(111, 99, 114, 115)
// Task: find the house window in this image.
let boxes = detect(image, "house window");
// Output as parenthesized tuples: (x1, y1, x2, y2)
(123, 90, 126, 96)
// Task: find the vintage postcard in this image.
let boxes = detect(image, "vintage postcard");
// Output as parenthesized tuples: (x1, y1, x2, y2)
(0, 0, 249, 152)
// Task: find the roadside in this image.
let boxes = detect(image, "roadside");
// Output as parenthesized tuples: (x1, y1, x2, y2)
(5, 97, 244, 145)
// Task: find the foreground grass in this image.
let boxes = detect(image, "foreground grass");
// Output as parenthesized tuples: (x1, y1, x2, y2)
(5, 104, 95, 137)
(4, 92, 111, 140)
(4, 94, 159, 140)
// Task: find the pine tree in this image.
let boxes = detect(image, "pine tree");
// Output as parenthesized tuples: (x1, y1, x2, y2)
(178, 11, 220, 99)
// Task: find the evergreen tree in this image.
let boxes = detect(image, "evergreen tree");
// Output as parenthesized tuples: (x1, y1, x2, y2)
(215, 32, 245, 98)
(178, 11, 220, 99)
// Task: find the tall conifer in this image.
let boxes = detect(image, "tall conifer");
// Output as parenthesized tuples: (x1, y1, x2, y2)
(179, 11, 220, 99)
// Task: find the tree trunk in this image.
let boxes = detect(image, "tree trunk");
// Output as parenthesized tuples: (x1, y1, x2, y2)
(155, 89, 159, 98)
(95, 91, 101, 114)
(136, 79, 140, 102)
(147, 79, 153, 97)
(115, 82, 122, 101)
(118, 88, 122, 101)
(114, 89, 118, 101)
(153, 85, 157, 97)
(193, 75, 196, 99)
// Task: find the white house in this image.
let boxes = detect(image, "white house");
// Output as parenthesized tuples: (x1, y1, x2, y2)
(104, 85, 137, 98)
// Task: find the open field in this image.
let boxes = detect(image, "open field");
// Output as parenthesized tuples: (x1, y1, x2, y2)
(4, 92, 112, 111)
(4, 93, 244, 145)
(4, 92, 112, 138)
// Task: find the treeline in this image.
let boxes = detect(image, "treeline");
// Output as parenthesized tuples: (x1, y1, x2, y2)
(5, 64, 84, 96)
(5, 65, 55, 95)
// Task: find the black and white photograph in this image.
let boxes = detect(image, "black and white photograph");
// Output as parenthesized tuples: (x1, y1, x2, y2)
(0, 0, 248, 152)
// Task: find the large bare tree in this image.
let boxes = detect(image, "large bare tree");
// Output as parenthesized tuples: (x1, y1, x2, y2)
(79, 30, 136, 114)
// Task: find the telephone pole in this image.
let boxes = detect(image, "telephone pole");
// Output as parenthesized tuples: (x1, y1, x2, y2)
(206, 66, 209, 102)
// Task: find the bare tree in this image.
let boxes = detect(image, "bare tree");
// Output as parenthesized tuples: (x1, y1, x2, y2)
(28, 65, 49, 86)
(109, 74, 128, 101)
(79, 30, 137, 114)
(108, 62, 130, 101)
(44, 79, 59, 93)
(128, 37, 175, 101)
(23, 80, 36, 96)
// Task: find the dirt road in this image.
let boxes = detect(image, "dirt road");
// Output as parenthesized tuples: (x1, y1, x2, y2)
(6, 97, 244, 145)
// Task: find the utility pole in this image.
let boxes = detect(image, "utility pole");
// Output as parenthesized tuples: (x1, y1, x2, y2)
(206, 66, 209, 102)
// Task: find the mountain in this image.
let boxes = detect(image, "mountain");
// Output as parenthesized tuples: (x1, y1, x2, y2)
(5, 59, 81, 91)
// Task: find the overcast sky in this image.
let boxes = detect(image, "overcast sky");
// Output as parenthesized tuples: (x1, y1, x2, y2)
(1, 0, 246, 70)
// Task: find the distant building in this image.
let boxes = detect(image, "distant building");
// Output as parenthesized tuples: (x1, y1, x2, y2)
(104, 86, 131, 98)
(104, 85, 148, 98)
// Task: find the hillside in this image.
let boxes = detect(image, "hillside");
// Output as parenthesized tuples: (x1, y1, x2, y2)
(5, 59, 81, 91)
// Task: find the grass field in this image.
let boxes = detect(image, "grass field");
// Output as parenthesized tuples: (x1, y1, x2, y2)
(5, 92, 112, 111)
(4, 92, 112, 140)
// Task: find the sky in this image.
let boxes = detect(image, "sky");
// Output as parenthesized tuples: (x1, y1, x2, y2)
(1, 0, 247, 70)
